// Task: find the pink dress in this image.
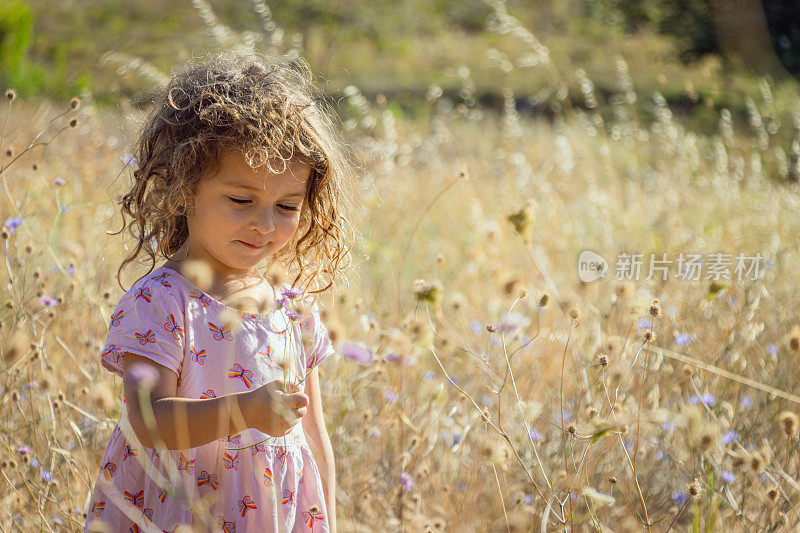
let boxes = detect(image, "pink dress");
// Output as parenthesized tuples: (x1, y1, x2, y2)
(83, 266, 335, 533)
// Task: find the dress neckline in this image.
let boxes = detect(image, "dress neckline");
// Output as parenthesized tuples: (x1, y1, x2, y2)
(156, 265, 288, 325)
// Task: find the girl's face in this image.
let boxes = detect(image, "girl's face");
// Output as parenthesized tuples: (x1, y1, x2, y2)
(183, 149, 310, 279)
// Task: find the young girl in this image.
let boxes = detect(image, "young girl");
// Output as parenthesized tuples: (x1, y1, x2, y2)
(83, 52, 353, 533)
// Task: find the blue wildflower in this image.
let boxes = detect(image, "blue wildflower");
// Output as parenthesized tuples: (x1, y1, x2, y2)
(672, 491, 687, 505)
(637, 318, 653, 330)
(767, 344, 778, 355)
(384, 391, 398, 402)
(660, 422, 675, 431)
(529, 429, 543, 441)
(400, 472, 414, 491)
(721, 471, 735, 483)
(470, 319, 482, 335)
(3, 216, 22, 234)
(721, 430, 738, 445)
(675, 333, 692, 347)
(740, 395, 753, 407)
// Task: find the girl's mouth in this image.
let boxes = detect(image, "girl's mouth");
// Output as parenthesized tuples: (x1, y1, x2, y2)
(237, 240, 267, 250)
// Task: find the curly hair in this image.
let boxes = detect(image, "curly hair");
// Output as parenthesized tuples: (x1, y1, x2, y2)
(112, 50, 356, 298)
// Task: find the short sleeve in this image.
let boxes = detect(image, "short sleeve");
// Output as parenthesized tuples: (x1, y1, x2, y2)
(100, 279, 186, 378)
(300, 300, 336, 373)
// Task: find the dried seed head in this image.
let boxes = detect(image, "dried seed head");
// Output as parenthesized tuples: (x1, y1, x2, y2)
(69, 118, 78, 128)
(608, 476, 618, 485)
(5, 89, 16, 102)
(649, 299, 662, 318)
(767, 486, 779, 504)
(507, 200, 535, 238)
(566, 423, 577, 436)
(778, 411, 799, 438)
(596, 353, 610, 368)
(413, 279, 442, 307)
(687, 478, 703, 499)
(790, 326, 800, 352)
(503, 278, 522, 297)
(750, 451, 765, 473)
(70, 97, 81, 109)
(585, 407, 599, 421)
(538, 292, 549, 308)
(682, 364, 694, 377)
(486, 324, 498, 333)
(643, 329, 655, 342)
(569, 307, 580, 321)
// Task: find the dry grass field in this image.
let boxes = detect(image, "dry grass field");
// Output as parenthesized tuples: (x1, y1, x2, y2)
(2, 3, 800, 532)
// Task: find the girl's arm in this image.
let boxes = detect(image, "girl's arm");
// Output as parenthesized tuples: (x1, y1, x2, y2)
(301, 366, 337, 533)
(123, 352, 306, 450)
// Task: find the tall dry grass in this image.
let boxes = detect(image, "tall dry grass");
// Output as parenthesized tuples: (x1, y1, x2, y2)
(2, 2, 800, 531)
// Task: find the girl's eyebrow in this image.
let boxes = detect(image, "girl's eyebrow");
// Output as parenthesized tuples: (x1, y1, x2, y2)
(221, 181, 306, 198)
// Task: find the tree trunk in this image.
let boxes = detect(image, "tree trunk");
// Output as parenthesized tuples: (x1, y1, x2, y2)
(707, 0, 790, 80)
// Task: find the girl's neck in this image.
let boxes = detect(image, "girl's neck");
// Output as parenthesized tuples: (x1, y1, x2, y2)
(162, 259, 276, 308)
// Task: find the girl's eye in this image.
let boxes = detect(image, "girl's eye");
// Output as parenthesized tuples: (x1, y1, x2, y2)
(228, 197, 298, 211)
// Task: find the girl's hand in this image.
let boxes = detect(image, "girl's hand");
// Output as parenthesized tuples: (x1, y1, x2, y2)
(246, 379, 309, 437)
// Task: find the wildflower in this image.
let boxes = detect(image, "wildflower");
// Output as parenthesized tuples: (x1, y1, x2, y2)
(470, 319, 482, 335)
(22, 381, 38, 391)
(53, 177, 66, 186)
(778, 411, 798, 438)
(687, 478, 703, 499)
(400, 472, 414, 491)
(422, 370, 436, 381)
(384, 391, 398, 402)
(128, 363, 159, 390)
(636, 318, 653, 330)
(675, 333, 692, 347)
(720, 430, 738, 445)
(608, 476, 618, 485)
(739, 395, 753, 408)
(655, 449, 665, 460)
(281, 288, 304, 300)
(122, 154, 138, 167)
(767, 343, 778, 355)
(39, 295, 58, 308)
(660, 422, 675, 431)
(16, 445, 31, 455)
(498, 312, 530, 333)
(671, 491, 687, 505)
(65, 264, 75, 275)
(3, 216, 22, 234)
(341, 342, 373, 365)
(689, 393, 716, 407)
(529, 429, 543, 441)
(486, 324, 498, 333)
(507, 200, 535, 238)
(721, 471, 735, 483)
(368, 427, 381, 438)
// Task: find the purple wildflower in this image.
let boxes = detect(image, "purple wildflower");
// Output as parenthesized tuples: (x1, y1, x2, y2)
(122, 154, 138, 167)
(384, 352, 401, 362)
(29, 457, 39, 468)
(400, 472, 414, 491)
(767, 343, 778, 355)
(448, 375, 458, 385)
(522, 494, 532, 504)
(65, 264, 75, 275)
(655, 449, 665, 460)
(720, 430, 738, 445)
(53, 177, 66, 186)
(384, 391, 398, 402)
(3, 216, 22, 234)
(284, 309, 301, 321)
(452, 433, 462, 446)
(721, 471, 735, 483)
(22, 381, 38, 391)
(702, 393, 716, 406)
(470, 319, 482, 335)
(39, 295, 58, 308)
(529, 429, 543, 441)
(341, 342, 373, 365)
(672, 491, 687, 505)
(422, 370, 436, 381)
(16, 445, 32, 455)
(739, 395, 752, 407)
(368, 427, 381, 438)
(128, 363, 159, 389)
(660, 422, 674, 431)
(51, 516, 62, 525)
(281, 288, 304, 300)
(498, 312, 530, 333)
(675, 333, 692, 347)
(636, 318, 653, 330)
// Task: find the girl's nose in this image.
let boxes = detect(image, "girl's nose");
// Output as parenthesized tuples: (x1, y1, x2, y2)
(251, 206, 276, 234)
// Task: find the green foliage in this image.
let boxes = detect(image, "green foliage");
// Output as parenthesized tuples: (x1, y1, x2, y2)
(0, 0, 34, 89)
